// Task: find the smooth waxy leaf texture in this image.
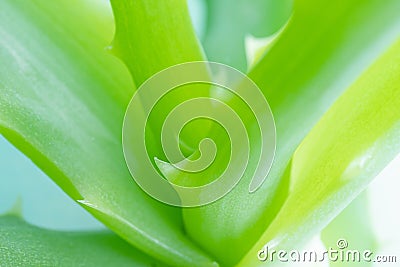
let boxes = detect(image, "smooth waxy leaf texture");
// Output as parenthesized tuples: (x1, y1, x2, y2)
(239, 38, 400, 266)
(111, 0, 216, 164)
(2, 1, 400, 267)
(0, 215, 160, 267)
(183, 0, 400, 265)
(0, 135, 103, 230)
(0, 1, 215, 266)
(110, 0, 205, 86)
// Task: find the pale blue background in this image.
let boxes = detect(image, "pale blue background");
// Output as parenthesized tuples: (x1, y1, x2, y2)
(0, 135, 103, 230)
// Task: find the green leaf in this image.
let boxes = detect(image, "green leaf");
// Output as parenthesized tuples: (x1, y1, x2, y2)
(183, 1, 400, 265)
(321, 155, 400, 266)
(110, 0, 205, 86)
(0, 0, 215, 266)
(0, 136, 102, 230)
(0, 215, 161, 267)
(238, 37, 400, 266)
(110, 0, 216, 160)
(202, 0, 293, 71)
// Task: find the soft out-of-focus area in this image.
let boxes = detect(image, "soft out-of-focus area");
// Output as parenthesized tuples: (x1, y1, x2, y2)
(1, 128, 399, 257)
(368, 156, 400, 259)
(188, 0, 292, 71)
(0, 135, 104, 230)
(0, 0, 398, 262)
(0, 0, 210, 232)
(267, 153, 400, 267)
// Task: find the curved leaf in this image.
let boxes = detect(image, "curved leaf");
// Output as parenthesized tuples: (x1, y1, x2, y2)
(0, 136, 102, 230)
(110, 0, 205, 86)
(0, 215, 161, 267)
(183, 0, 400, 265)
(0, 0, 215, 266)
(110, 0, 217, 161)
(239, 37, 400, 266)
(202, 0, 293, 71)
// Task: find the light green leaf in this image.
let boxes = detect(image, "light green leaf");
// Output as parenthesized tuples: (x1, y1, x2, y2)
(244, 34, 278, 71)
(110, 0, 205, 86)
(239, 37, 400, 266)
(110, 0, 216, 159)
(0, 136, 102, 230)
(244, 18, 291, 71)
(0, 215, 161, 267)
(0, 0, 215, 266)
(183, 1, 400, 265)
(321, 154, 400, 267)
(202, 0, 293, 71)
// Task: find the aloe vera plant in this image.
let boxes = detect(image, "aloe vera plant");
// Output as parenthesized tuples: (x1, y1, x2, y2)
(0, 0, 399, 266)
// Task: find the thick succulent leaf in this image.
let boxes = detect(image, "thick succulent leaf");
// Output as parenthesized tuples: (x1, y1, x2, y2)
(110, 0, 215, 159)
(0, 214, 161, 267)
(183, 0, 400, 265)
(202, 0, 293, 71)
(110, 0, 205, 86)
(0, 0, 215, 266)
(238, 38, 400, 266)
(0, 136, 102, 230)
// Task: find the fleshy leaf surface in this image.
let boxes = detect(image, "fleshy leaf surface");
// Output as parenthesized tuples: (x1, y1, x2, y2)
(110, 0, 206, 86)
(110, 0, 218, 165)
(239, 38, 400, 266)
(0, 0, 216, 266)
(183, 0, 400, 265)
(0, 215, 161, 267)
(0, 136, 103, 230)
